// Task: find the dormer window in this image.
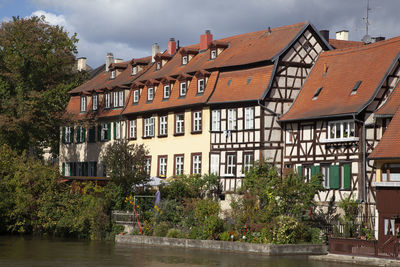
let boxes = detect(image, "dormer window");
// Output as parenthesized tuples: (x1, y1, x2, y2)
(148, 87, 154, 101)
(110, 70, 116, 79)
(197, 79, 205, 94)
(133, 90, 139, 103)
(113, 91, 118, 107)
(80, 96, 86, 112)
(180, 82, 187, 96)
(105, 93, 110, 108)
(182, 56, 188, 65)
(210, 50, 217, 59)
(163, 85, 170, 99)
(118, 91, 124, 107)
(132, 66, 137, 75)
(92, 94, 98, 111)
(156, 62, 161, 70)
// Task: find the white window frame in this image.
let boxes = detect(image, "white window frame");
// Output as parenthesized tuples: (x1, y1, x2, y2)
(244, 107, 254, 129)
(192, 154, 202, 175)
(226, 154, 236, 176)
(211, 49, 217, 59)
(211, 110, 221, 131)
(156, 62, 161, 70)
(210, 154, 220, 175)
(65, 126, 72, 143)
(325, 120, 357, 142)
(286, 130, 294, 144)
(144, 117, 155, 137)
(227, 109, 237, 131)
(65, 162, 71, 176)
(176, 114, 184, 134)
(321, 165, 330, 189)
(193, 111, 202, 132)
(133, 90, 139, 103)
(163, 85, 170, 99)
(197, 79, 205, 94)
(92, 95, 98, 111)
(105, 93, 110, 108)
(115, 121, 121, 140)
(180, 82, 187, 96)
(159, 156, 167, 177)
(159, 115, 168, 136)
(113, 91, 118, 107)
(145, 158, 151, 175)
(118, 91, 124, 107)
(129, 120, 136, 139)
(148, 87, 154, 101)
(243, 153, 254, 173)
(101, 123, 109, 141)
(182, 56, 188, 65)
(80, 96, 86, 112)
(175, 155, 184, 175)
(110, 70, 116, 79)
(132, 66, 137, 75)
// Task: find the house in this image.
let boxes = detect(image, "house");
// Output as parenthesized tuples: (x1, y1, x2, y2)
(280, 36, 400, 230)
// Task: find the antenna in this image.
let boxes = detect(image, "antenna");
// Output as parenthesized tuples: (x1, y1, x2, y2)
(362, 0, 372, 44)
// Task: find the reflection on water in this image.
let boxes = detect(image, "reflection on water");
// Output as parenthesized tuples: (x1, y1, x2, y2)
(0, 235, 362, 267)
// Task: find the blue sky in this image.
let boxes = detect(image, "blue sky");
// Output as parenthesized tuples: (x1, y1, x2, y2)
(1, 0, 400, 67)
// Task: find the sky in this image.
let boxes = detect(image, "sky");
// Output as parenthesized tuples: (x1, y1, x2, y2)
(0, 0, 399, 67)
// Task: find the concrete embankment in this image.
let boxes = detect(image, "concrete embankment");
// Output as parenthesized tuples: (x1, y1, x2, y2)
(310, 254, 400, 266)
(115, 234, 327, 256)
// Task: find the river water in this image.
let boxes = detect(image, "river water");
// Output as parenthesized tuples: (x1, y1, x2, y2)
(0, 235, 364, 267)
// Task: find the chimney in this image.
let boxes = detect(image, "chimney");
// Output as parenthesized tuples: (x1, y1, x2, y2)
(106, 52, 114, 72)
(336, 30, 349, 41)
(114, 58, 123, 64)
(319, 30, 329, 42)
(152, 43, 160, 63)
(168, 38, 176, 55)
(200, 30, 213, 51)
(77, 57, 87, 71)
(372, 36, 385, 43)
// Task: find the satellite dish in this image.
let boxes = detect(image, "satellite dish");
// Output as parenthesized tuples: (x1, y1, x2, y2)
(362, 34, 372, 44)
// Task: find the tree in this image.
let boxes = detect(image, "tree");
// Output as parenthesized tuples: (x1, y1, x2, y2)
(0, 16, 86, 157)
(103, 140, 149, 197)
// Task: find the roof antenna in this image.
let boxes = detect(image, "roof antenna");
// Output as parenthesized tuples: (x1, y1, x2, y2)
(362, 0, 372, 44)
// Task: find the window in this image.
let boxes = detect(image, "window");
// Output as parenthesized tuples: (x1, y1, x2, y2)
(210, 154, 220, 175)
(227, 109, 237, 131)
(174, 154, 184, 175)
(145, 157, 151, 175)
(226, 154, 236, 176)
(132, 66, 137, 75)
(211, 110, 221, 131)
(286, 130, 294, 144)
(191, 153, 202, 175)
(118, 91, 124, 107)
(159, 115, 168, 136)
(163, 85, 170, 99)
(114, 121, 121, 140)
(76, 126, 85, 143)
(244, 107, 254, 129)
(100, 123, 111, 141)
(351, 81, 362, 95)
(243, 153, 254, 173)
(384, 218, 396, 236)
(312, 87, 323, 100)
(156, 62, 161, 70)
(180, 82, 187, 96)
(197, 79, 205, 94)
(113, 91, 118, 107)
(158, 156, 167, 177)
(302, 165, 312, 183)
(148, 87, 154, 101)
(92, 95, 98, 111)
(211, 49, 217, 59)
(192, 111, 202, 132)
(144, 117, 155, 137)
(129, 120, 136, 139)
(175, 113, 184, 134)
(80, 96, 86, 112)
(328, 120, 356, 141)
(321, 164, 330, 189)
(133, 90, 139, 103)
(110, 70, 116, 79)
(105, 93, 111, 108)
(182, 56, 188, 65)
(63, 126, 73, 143)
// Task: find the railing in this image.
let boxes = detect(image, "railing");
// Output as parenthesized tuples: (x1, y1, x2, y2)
(112, 210, 135, 225)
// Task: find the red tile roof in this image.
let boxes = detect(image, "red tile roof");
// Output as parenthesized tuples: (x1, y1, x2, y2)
(369, 107, 400, 159)
(208, 66, 274, 104)
(329, 39, 363, 49)
(280, 37, 400, 121)
(375, 82, 400, 117)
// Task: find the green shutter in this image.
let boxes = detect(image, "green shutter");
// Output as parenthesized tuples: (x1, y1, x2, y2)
(311, 165, 320, 176)
(113, 122, 116, 140)
(62, 127, 65, 144)
(297, 166, 303, 180)
(62, 162, 65, 176)
(94, 162, 97, 177)
(71, 163, 76, 176)
(329, 165, 340, 189)
(107, 122, 111, 140)
(70, 127, 75, 143)
(82, 127, 86, 142)
(343, 163, 351, 190)
(76, 126, 81, 143)
(97, 124, 101, 141)
(83, 162, 88, 176)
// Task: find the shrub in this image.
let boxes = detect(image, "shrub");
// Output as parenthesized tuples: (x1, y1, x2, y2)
(308, 227, 324, 244)
(155, 200, 184, 226)
(219, 231, 230, 241)
(166, 228, 186, 238)
(195, 199, 220, 224)
(267, 215, 307, 244)
(153, 222, 169, 237)
(188, 226, 203, 240)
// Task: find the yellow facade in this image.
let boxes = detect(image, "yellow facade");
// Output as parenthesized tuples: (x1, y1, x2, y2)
(130, 107, 210, 178)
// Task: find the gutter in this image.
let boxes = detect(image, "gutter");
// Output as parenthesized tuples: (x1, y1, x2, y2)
(353, 114, 366, 205)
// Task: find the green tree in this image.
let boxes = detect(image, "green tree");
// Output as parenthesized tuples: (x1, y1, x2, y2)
(0, 16, 86, 157)
(103, 140, 149, 197)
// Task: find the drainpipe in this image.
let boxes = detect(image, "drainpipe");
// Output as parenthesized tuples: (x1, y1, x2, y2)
(353, 114, 367, 211)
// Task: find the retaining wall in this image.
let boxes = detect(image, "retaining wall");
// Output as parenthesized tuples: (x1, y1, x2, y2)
(115, 234, 327, 256)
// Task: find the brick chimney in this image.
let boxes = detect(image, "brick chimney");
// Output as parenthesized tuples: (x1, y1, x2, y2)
(168, 38, 176, 55)
(152, 43, 160, 63)
(200, 30, 213, 51)
(106, 52, 114, 72)
(336, 30, 349, 41)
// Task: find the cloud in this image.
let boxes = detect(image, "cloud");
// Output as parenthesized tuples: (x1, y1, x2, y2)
(28, 0, 400, 67)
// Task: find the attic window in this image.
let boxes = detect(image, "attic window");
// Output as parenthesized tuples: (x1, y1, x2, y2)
(351, 81, 362, 95)
(163, 85, 170, 99)
(227, 78, 232, 87)
(132, 66, 137, 75)
(304, 41, 311, 52)
(246, 76, 252, 85)
(312, 87, 323, 100)
(110, 70, 116, 79)
(156, 62, 161, 70)
(182, 56, 188, 65)
(210, 50, 217, 60)
(133, 90, 139, 103)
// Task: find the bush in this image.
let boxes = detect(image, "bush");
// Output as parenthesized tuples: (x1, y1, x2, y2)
(202, 215, 224, 240)
(153, 222, 169, 237)
(166, 228, 186, 238)
(188, 226, 203, 239)
(308, 227, 324, 244)
(267, 215, 307, 244)
(219, 231, 230, 241)
(195, 199, 220, 224)
(155, 200, 184, 226)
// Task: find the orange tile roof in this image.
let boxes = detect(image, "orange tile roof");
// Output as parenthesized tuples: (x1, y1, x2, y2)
(280, 37, 400, 121)
(329, 39, 363, 49)
(208, 65, 274, 104)
(64, 95, 86, 120)
(375, 82, 400, 117)
(369, 107, 400, 159)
